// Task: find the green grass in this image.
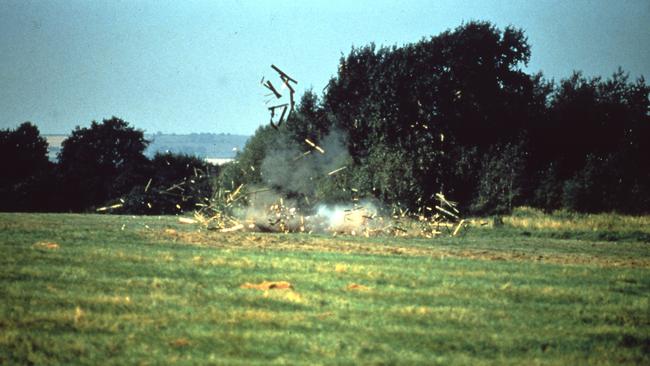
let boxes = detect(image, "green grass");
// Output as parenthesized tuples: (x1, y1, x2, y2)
(496, 206, 650, 243)
(1, 212, 649, 365)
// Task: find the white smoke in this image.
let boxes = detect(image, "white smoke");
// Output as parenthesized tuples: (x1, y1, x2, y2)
(260, 130, 350, 197)
(315, 201, 379, 232)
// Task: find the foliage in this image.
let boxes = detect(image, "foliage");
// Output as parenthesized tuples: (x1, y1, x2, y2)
(471, 142, 527, 214)
(121, 152, 216, 214)
(540, 70, 650, 213)
(532, 69, 650, 181)
(216, 21, 649, 215)
(57, 117, 150, 211)
(0, 122, 56, 211)
(4, 21, 650, 215)
(355, 143, 422, 206)
(532, 162, 563, 212)
(284, 89, 330, 144)
(321, 21, 539, 211)
(500, 207, 650, 243)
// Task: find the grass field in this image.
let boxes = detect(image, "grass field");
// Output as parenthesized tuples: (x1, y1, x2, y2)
(1, 212, 648, 365)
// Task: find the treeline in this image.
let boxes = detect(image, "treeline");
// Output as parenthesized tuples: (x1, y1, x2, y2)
(227, 21, 650, 215)
(2, 21, 648, 215)
(0, 118, 217, 214)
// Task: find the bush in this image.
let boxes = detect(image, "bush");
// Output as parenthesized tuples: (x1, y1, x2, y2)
(121, 152, 215, 214)
(471, 143, 526, 215)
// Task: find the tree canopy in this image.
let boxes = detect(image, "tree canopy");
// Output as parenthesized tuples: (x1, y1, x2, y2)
(233, 21, 650, 214)
(0, 122, 53, 211)
(58, 117, 150, 210)
(2, 21, 648, 215)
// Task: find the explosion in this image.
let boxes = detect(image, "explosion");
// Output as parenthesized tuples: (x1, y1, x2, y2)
(177, 65, 467, 238)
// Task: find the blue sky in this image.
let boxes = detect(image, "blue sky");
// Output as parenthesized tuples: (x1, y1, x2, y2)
(1, 0, 648, 135)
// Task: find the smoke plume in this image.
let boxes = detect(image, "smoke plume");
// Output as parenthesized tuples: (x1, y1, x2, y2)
(260, 130, 350, 197)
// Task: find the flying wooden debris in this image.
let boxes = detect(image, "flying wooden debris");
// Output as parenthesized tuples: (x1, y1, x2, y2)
(271, 64, 297, 84)
(435, 192, 460, 213)
(304, 138, 316, 147)
(268, 103, 288, 115)
(165, 182, 186, 192)
(293, 150, 312, 161)
(263, 80, 282, 99)
(304, 139, 325, 154)
(96, 203, 123, 212)
(435, 205, 459, 220)
(228, 184, 244, 203)
(144, 178, 152, 192)
(262, 65, 298, 128)
(452, 219, 466, 236)
(273, 65, 297, 108)
(267, 103, 289, 128)
(327, 166, 347, 176)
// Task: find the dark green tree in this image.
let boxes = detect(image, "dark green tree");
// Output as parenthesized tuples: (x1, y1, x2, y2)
(0, 122, 55, 211)
(224, 22, 650, 215)
(323, 21, 537, 210)
(285, 89, 330, 144)
(532, 69, 650, 213)
(471, 143, 527, 214)
(121, 152, 215, 214)
(58, 117, 150, 211)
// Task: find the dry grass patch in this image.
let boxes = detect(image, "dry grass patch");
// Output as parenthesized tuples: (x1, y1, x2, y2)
(151, 229, 650, 268)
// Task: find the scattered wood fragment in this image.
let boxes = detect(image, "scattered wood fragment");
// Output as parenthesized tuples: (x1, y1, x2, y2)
(452, 219, 466, 236)
(304, 139, 325, 154)
(327, 166, 347, 176)
(178, 217, 197, 224)
(293, 150, 312, 161)
(144, 178, 152, 192)
(435, 205, 459, 220)
(263, 80, 282, 99)
(271, 64, 298, 84)
(220, 223, 244, 233)
(96, 203, 123, 212)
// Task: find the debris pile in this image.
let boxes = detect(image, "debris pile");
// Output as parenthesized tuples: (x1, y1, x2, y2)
(187, 184, 466, 238)
(193, 184, 246, 232)
(391, 193, 468, 238)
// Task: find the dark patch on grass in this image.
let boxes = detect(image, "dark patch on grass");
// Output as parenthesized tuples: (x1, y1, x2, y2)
(620, 334, 650, 353)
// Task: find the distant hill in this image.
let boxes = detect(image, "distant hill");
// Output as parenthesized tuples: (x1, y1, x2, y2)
(144, 133, 249, 159)
(44, 133, 249, 161)
(43, 135, 66, 161)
